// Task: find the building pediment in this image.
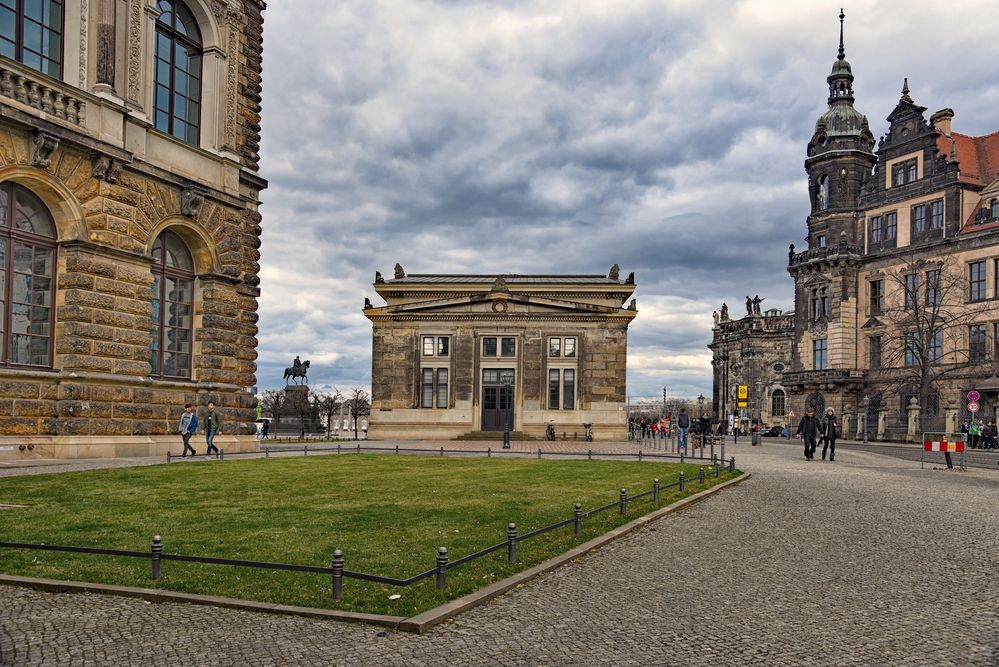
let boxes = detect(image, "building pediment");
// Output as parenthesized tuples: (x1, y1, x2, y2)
(373, 290, 622, 316)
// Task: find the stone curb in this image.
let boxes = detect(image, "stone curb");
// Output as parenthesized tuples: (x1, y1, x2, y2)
(0, 471, 749, 633)
(399, 471, 750, 633)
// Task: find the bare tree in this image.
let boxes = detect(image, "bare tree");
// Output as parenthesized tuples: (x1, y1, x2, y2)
(313, 389, 343, 439)
(260, 389, 286, 426)
(872, 257, 991, 429)
(345, 387, 371, 440)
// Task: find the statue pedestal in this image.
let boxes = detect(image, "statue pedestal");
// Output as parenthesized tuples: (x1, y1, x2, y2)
(275, 385, 321, 436)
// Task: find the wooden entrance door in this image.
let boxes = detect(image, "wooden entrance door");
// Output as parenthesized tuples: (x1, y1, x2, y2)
(482, 369, 514, 431)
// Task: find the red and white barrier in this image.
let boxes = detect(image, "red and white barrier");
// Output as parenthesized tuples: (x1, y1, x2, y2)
(923, 438, 964, 453)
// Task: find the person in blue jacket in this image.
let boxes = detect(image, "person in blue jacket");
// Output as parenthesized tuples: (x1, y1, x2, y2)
(178, 403, 198, 457)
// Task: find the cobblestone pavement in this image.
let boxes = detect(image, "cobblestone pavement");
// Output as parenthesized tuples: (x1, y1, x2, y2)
(1, 443, 997, 666)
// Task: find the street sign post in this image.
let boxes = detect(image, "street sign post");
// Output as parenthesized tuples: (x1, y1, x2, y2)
(967, 401, 980, 413)
(967, 390, 981, 402)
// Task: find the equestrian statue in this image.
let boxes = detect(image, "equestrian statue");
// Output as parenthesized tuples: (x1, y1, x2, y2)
(283, 355, 310, 385)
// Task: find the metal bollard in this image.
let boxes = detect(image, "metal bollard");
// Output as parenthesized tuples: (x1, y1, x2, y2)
(150, 535, 163, 580)
(435, 547, 449, 590)
(507, 523, 517, 562)
(538, 448, 542, 460)
(265, 447, 269, 458)
(715, 462, 721, 478)
(699, 466, 705, 484)
(488, 447, 491, 458)
(337, 443, 341, 454)
(395, 445, 399, 454)
(357, 442, 361, 453)
(653, 478, 660, 503)
(331, 549, 344, 602)
(167, 451, 171, 464)
(440, 446, 444, 457)
(679, 471, 685, 492)
(304, 445, 308, 456)
(219, 449, 224, 461)
(588, 449, 592, 461)
(573, 503, 583, 536)
(619, 488, 627, 515)
(729, 457, 735, 473)
(638, 450, 642, 462)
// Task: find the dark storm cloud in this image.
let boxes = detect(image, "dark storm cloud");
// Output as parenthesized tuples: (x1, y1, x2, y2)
(254, 0, 999, 398)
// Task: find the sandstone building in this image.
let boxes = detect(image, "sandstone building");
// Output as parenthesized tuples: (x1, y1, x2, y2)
(708, 300, 793, 432)
(0, 0, 266, 458)
(364, 266, 637, 440)
(783, 16, 999, 439)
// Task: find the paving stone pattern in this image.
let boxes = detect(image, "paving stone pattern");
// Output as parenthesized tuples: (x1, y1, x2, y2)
(1, 443, 997, 666)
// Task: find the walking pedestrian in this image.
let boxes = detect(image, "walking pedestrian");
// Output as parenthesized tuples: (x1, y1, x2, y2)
(205, 401, 222, 458)
(821, 407, 838, 461)
(178, 403, 198, 457)
(969, 420, 982, 449)
(677, 408, 690, 450)
(795, 407, 821, 461)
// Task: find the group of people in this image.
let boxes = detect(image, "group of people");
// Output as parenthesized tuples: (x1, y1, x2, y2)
(177, 401, 223, 458)
(960, 419, 998, 449)
(795, 406, 838, 461)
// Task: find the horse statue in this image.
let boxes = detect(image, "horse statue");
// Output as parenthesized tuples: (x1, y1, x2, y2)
(283, 359, 310, 385)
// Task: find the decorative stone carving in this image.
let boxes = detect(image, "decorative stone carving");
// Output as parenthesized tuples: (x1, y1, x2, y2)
(375, 271, 384, 283)
(30, 130, 59, 168)
(91, 155, 123, 183)
(95, 0, 116, 89)
(394, 263, 405, 279)
(181, 187, 206, 218)
(626, 271, 635, 284)
(79, 0, 89, 89)
(126, 0, 144, 106)
(608, 264, 619, 280)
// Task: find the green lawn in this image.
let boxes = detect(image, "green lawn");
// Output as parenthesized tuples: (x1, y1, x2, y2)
(0, 455, 739, 615)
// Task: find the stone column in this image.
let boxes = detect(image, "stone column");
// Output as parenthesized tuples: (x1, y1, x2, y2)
(944, 406, 958, 434)
(95, 0, 116, 91)
(877, 410, 887, 441)
(906, 398, 920, 442)
(841, 411, 852, 438)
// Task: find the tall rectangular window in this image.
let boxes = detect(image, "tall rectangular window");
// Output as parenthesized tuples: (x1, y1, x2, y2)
(549, 338, 561, 357)
(564, 337, 576, 357)
(904, 274, 919, 309)
(813, 339, 828, 370)
(437, 337, 449, 356)
(548, 369, 560, 409)
(926, 269, 941, 306)
(969, 261, 986, 301)
(0, 0, 63, 79)
(562, 369, 574, 410)
(423, 336, 435, 356)
(436, 368, 448, 407)
(905, 332, 919, 366)
(969, 324, 987, 363)
(421, 368, 434, 408)
(912, 203, 928, 232)
(869, 279, 883, 315)
(869, 335, 882, 369)
(885, 212, 897, 239)
(930, 200, 944, 228)
(929, 330, 943, 363)
(870, 215, 883, 242)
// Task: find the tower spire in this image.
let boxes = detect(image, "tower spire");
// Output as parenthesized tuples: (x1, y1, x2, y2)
(837, 9, 845, 60)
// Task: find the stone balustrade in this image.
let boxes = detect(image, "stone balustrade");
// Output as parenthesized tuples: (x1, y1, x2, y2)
(0, 62, 86, 127)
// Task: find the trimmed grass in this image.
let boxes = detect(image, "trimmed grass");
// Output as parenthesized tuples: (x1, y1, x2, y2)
(0, 454, 739, 615)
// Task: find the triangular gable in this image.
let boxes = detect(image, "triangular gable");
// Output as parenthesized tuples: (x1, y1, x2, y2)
(382, 291, 619, 315)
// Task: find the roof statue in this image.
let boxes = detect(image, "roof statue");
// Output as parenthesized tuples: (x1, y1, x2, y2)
(394, 263, 405, 279)
(375, 271, 384, 283)
(608, 264, 620, 280)
(364, 297, 373, 309)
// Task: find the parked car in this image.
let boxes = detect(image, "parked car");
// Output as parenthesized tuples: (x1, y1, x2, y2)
(761, 426, 783, 437)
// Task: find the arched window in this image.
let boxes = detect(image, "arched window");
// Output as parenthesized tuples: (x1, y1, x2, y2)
(817, 175, 829, 210)
(0, 0, 63, 78)
(153, 0, 202, 145)
(771, 389, 786, 417)
(150, 230, 194, 378)
(0, 182, 56, 367)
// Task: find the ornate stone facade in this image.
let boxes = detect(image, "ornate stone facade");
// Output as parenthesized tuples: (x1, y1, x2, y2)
(0, 1, 267, 459)
(709, 302, 794, 431)
(364, 268, 637, 440)
(784, 17, 999, 439)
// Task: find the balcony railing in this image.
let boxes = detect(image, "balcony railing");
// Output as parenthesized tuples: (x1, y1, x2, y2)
(0, 58, 86, 127)
(789, 242, 862, 267)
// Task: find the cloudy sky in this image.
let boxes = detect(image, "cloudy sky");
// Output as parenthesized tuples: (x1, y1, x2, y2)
(254, 0, 999, 401)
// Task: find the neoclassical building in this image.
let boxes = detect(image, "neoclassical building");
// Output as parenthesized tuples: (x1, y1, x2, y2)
(364, 266, 637, 440)
(783, 16, 999, 439)
(709, 301, 793, 432)
(0, 0, 266, 458)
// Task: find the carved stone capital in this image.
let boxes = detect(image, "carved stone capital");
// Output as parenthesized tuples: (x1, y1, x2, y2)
(92, 155, 123, 183)
(181, 186, 206, 218)
(30, 130, 60, 168)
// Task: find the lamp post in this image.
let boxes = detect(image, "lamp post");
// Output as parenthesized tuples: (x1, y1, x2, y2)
(502, 378, 512, 449)
(862, 395, 869, 445)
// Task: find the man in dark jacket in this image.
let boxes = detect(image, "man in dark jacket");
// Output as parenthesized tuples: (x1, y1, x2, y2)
(677, 409, 690, 450)
(821, 408, 839, 461)
(795, 407, 821, 461)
